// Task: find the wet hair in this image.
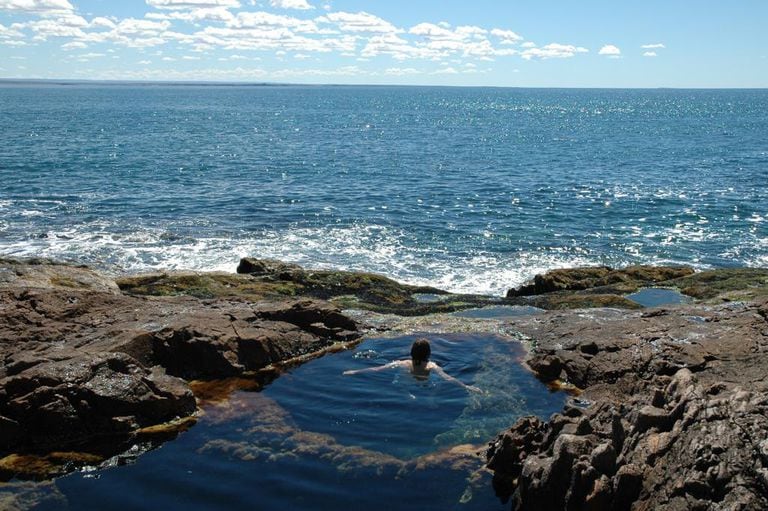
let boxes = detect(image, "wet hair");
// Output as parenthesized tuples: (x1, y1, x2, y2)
(410, 338, 431, 365)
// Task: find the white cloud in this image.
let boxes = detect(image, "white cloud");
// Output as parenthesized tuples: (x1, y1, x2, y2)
(0, 0, 72, 13)
(26, 17, 89, 39)
(317, 11, 400, 33)
(491, 28, 522, 44)
(61, 40, 86, 49)
(0, 22, 23, 38)
(115, 18, 171, 34)
(229, 11, 320, 32)
(384, 67, 419, 76)
(182, 54, 200, 59)
(146, 0, 240, 9)
(520, 41, 536, 48)
(433, 66, 458, 74)
(90, 17, 117, 30)
(138, 59, 152, 64)
(521, 43, 588, 60)
(643, 51, 657, 57)
(641, 43, 665, 49)
(147, 7, 236, 23)
(598, 44, 621, 56)
(270, 0, 313, 10)
(78, 52, 105, 58)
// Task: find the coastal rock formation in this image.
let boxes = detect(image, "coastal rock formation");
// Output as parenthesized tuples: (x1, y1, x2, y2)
(487, 299, 768, 510)
(0, 259, 363, 463)
(4, 254, 768, 511)
(507, 265, 695, 297)
(118, 257, 506, 315)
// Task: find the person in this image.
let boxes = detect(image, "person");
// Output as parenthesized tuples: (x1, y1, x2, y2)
(343, 338, 481, 393)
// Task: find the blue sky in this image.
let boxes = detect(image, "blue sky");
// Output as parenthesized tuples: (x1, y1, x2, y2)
(0, 0, 766, 87)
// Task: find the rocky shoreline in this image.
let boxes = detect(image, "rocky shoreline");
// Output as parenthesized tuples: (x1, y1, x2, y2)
(2, 257, 768, 509)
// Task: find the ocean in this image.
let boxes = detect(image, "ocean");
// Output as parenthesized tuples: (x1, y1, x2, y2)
(1, 84, 766, 295)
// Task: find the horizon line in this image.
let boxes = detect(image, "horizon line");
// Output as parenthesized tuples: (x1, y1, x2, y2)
(0, 78, 766, 90)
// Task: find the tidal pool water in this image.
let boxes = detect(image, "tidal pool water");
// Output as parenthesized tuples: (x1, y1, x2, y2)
(23, 334, 566, 511)
(452, 305, 544, 320)
(626, 288, 691, 307)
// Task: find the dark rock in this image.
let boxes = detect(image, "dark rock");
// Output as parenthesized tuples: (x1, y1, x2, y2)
(590, 443, 617, 476)
(528, 354, 563, 381)
(236, 257, 303, 278)
(612, 464, 643, 510)
(0, 352, 195, 453)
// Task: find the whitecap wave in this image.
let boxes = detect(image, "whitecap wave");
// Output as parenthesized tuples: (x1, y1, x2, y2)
(1, 221, 765, 296)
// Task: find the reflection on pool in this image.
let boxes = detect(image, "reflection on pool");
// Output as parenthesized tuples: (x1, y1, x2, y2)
(28, 334, 566, 511)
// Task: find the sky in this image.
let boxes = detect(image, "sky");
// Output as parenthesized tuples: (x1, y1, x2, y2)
(0, 0, 766, 87)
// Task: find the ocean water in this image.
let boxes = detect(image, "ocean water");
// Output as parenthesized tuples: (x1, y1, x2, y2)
(1, 84, 766, 295)
(27, 334, 565, 511)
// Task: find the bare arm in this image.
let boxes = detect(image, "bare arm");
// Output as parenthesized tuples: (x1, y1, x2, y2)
(429, 363, 482, 393)
(343, 360, 406, 376)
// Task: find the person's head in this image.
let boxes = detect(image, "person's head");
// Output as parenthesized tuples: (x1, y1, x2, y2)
(410, 338, 431, 365)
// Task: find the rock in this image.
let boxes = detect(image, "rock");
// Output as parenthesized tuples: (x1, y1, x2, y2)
(612, 464, 643, 510)
(590, 442, 617, 476)
(0, 260, 363, 461)
(0, 352, 195, 453)
(527, 355, 563, 381)
(0, 258, 120, 294)
(236, 258, 303, 278)
(634, 405, 673, 433)
(508, 265, 695, 297)
(530, 293, 643, 311)
(122, 257, 501, 316)
(488, 298, 768, 511)
(665, 268, 768, 302)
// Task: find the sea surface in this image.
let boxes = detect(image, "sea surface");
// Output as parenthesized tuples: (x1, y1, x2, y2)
(1, 84, 767, 294)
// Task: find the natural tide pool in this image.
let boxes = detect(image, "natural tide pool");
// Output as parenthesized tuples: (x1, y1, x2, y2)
(17, 334, 566, 511)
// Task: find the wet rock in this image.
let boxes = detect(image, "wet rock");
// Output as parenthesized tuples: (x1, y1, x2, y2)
(236, 258, 303, 278)
(527, 354, 563, 381)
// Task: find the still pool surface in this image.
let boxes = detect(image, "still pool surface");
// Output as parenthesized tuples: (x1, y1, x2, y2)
(626, 288, 691, 307)
(26, 334, 566, 511)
